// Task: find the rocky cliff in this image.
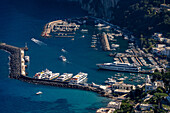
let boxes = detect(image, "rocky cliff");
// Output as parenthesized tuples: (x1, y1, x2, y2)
(79, 0, 120, 19)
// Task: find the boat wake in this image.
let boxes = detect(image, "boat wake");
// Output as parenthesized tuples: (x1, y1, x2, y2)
(31, 38, 47, 46)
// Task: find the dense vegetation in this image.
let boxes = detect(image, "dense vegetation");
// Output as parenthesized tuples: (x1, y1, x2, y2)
(151, 69, 170, 91)
(111, 0, 170, 38)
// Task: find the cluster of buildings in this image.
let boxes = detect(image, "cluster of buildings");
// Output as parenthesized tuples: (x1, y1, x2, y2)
(152, 33, 170, 58)
(145, 75, 164, 92)
(96, 101, 122, 113)
(153, 3, 170, 13)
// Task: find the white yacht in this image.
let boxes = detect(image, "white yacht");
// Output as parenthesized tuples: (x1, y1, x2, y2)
(24, 56, 30, 62)
(59, 55, 67, 62)
(34, 69, 60, 80)
(69, 72, 88, 84)
(105, 77, 116, 84)
(97, 62, 141, 73)
(56, 73, 73, 82)
(36, 91, 43, 95)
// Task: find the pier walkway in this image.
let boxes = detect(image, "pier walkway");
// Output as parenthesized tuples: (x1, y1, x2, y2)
(101, 32, 111, 51)
(135, 57, 143, 66)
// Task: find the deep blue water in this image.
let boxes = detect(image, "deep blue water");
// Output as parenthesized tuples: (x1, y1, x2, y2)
(0, 0, 144, 113)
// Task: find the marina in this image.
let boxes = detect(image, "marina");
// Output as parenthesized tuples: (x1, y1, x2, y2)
(0, 42, 148, 103)
(0, 13, 169, 113)
(41, 20, 80, 37)
(100, 32, 111, 51)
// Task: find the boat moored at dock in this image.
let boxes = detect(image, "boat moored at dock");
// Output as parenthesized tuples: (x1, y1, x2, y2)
(69, 72, 88, 84)
(96, 62, 141, 73)
(34, 69, 60, 80)
(56, 73, 73, 82)
(105, 77, 116, 84)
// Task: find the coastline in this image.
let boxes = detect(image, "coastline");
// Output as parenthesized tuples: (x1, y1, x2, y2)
(0, 43, 115, 99)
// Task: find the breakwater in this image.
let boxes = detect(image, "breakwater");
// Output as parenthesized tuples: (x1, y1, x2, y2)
(0, 43, 21, 79)
(0, 43, 113, 98)
(100, 32, 111, 51)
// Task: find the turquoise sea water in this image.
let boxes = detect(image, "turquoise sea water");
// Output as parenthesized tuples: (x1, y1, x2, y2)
(0, 0, 144, 113)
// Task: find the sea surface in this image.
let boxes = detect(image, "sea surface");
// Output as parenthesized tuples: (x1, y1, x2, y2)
(0, 0, 144, 113)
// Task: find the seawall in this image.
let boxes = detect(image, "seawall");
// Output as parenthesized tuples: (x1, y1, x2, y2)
(0, 43, 113, 98)
(0, 43, 21, 79)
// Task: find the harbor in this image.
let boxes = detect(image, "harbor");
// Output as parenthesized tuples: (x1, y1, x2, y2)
(41, 20, 80, 37)
(0, 43, 136, 100)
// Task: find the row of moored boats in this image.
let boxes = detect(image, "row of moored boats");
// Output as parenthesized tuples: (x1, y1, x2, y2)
(34, 69, 87, 84)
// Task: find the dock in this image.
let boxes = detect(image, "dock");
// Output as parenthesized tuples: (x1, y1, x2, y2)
(131, 57, 140, 66)
(148, 57, 157, 66)
(139, 57, 148, 66)
(0, 43, 23, 78)
(122, 57, 129, 63)
(41, 20, 80, 37)
(135, 57, 143, 66)
(0, 43, 117, 99)
(100, 32, 111, 51)
(119, 57, 124, 63)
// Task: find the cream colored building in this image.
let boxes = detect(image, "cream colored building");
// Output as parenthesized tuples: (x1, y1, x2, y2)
(145, 75, 164, 92)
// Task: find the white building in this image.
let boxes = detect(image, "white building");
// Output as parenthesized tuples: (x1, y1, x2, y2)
(96, 108, 115, 113)
(112, 82, 135, 91)
(140, 104, 153, 111)
(107, 101, 121, 109)
(145, 75, 164, 92)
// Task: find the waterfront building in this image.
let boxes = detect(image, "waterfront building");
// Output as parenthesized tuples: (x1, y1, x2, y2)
(112, 82, 136, 94)
(107, 101, 121, 109)
(96, 108, 115, 113)
(145, 75, 164, 92)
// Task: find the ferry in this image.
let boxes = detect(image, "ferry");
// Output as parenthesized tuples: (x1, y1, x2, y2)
(59, 55, 67, 62)
(34, 69, 60, 80)
(56, 73, 73, 82)
(31, 38, 39, 42)
(96, 62, 141, 73)
(69, 72, 88, 84)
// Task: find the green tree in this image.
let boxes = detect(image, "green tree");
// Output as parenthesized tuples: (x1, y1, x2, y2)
(154, 93, 168, 109)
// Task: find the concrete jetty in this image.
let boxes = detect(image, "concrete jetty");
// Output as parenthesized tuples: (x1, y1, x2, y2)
(0, 43, 115, 99)
(0, 43, 22, 79)
(100, 32, 111, 51)
(41, 20, 80, 37)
